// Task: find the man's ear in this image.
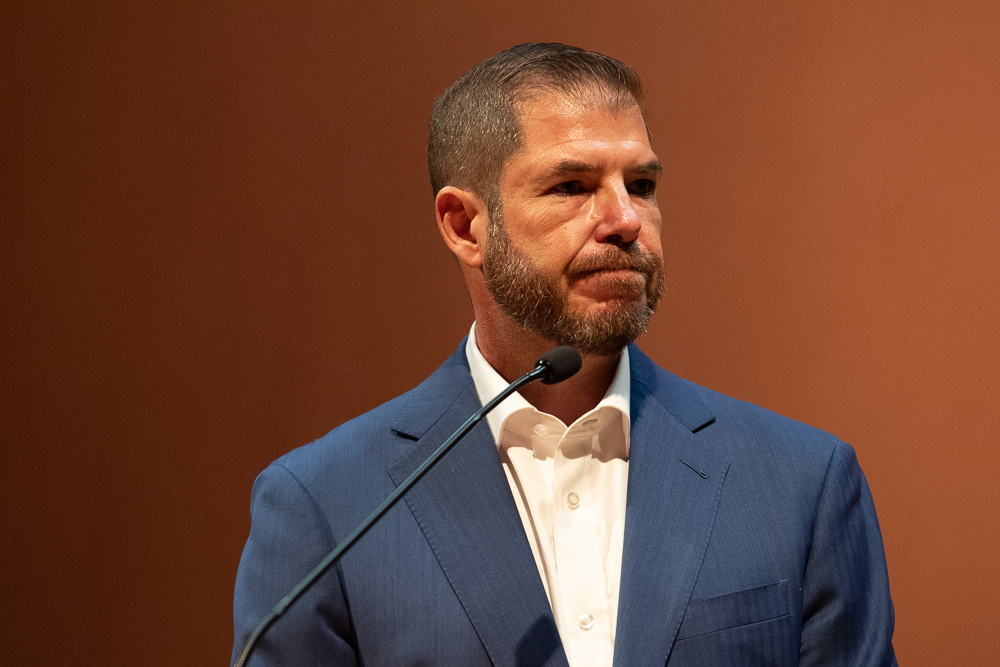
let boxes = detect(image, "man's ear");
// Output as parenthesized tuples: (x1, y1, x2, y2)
(435, 186, 489, 269)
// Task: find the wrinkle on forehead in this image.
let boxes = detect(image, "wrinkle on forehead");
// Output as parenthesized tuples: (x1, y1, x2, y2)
(517, 80, 642, 117)
(511, 88, 653, 158)
(517, 89, 640, 124)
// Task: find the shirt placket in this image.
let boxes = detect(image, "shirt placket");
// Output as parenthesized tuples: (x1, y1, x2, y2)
(551, 430, 613, 667)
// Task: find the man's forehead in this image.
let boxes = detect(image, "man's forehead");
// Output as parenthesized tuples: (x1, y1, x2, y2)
(510, 94, 654, 162)
(513, 88, 651, 147)
(515, 87, 644, 124)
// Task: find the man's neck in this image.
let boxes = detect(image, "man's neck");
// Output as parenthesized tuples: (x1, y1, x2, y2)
(474, 321, 623, 425)
(518, 355, 621, 425)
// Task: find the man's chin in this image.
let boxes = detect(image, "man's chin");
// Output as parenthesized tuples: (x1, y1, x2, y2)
(547, 303, 652, 357)
(566, 293, 649, 318)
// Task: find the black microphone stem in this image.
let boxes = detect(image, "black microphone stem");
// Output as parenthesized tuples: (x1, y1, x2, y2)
(233, 359, 563, 667)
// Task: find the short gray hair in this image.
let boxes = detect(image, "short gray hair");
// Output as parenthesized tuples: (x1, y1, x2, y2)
(427, 43, 646, 211)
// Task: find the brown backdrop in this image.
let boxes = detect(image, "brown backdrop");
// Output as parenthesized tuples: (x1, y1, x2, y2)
(3, 2, 998, 665)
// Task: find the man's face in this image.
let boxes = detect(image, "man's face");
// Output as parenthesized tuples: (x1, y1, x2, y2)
(482, 91, 665, 357)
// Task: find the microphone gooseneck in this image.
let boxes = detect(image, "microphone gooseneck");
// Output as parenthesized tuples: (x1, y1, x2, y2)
(233, 346, 581, 667)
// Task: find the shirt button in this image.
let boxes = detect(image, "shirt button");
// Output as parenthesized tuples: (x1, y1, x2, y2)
(566, 492, 580, 509)
(578, 613, 595, 631)
(533, 423, 547, 436)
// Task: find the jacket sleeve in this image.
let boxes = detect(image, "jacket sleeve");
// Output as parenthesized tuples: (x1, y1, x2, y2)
(232, 463, 359, 667)
(799, 441, 897, 666)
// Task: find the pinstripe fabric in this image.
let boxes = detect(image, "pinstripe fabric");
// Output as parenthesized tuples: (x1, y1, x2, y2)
(233, 341, 896, 666)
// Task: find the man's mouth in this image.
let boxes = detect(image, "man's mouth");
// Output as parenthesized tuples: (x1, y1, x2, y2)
(569, 246, 659, 279)
(570, 268, 648, 300)
(571, 264, 648, 284)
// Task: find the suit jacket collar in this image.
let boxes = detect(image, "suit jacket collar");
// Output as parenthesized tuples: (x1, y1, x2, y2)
(387, 341, 730, 667)
(389, 342, 476, 441)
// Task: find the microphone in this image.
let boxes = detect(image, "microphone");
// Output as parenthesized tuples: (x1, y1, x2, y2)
(233, 346, 582, 667)
(536, 345, 583, 384)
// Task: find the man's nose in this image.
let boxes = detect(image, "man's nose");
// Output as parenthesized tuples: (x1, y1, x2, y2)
(592, 182, 641, 245)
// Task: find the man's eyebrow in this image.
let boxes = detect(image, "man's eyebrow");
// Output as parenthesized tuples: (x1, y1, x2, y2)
(539, 159, 664, 180)
(634, 159, 664, 175)
(541, 160, 597, 178)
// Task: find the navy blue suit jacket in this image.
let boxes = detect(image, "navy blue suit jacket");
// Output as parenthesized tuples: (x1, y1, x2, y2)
(232, 343, 896, 666)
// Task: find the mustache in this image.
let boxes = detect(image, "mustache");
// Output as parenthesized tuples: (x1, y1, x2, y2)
(568, 246, 661, 281)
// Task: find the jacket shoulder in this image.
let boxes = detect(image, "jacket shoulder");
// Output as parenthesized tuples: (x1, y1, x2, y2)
(630, 344, 845, 466)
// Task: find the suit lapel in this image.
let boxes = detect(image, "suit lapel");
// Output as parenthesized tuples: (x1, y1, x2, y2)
(614, 347, 731, 666)
(388, 345, 569, 667)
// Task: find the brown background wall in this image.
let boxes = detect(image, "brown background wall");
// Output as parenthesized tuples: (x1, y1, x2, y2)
(3, 1, 998, 665)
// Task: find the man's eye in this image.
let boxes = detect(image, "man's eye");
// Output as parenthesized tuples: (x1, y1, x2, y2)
(629, 179, 657, 196)
(551, 181, 586, 195)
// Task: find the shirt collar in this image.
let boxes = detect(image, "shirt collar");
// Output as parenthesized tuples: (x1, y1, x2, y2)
(465, 322, 631, 450)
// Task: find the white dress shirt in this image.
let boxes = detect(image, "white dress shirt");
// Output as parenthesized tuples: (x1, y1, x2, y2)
(466, 324, 630, 667)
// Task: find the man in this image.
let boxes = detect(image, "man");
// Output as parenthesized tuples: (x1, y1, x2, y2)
(233, 43, 896, 666)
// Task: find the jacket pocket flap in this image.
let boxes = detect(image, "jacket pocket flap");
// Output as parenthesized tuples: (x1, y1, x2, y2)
(676, 580, 789, 640)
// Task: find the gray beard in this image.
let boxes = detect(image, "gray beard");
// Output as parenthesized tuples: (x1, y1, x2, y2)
(481, 213, 664, 357)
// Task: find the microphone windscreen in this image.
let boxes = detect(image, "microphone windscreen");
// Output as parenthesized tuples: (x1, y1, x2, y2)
(536, 346, 583, 384)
